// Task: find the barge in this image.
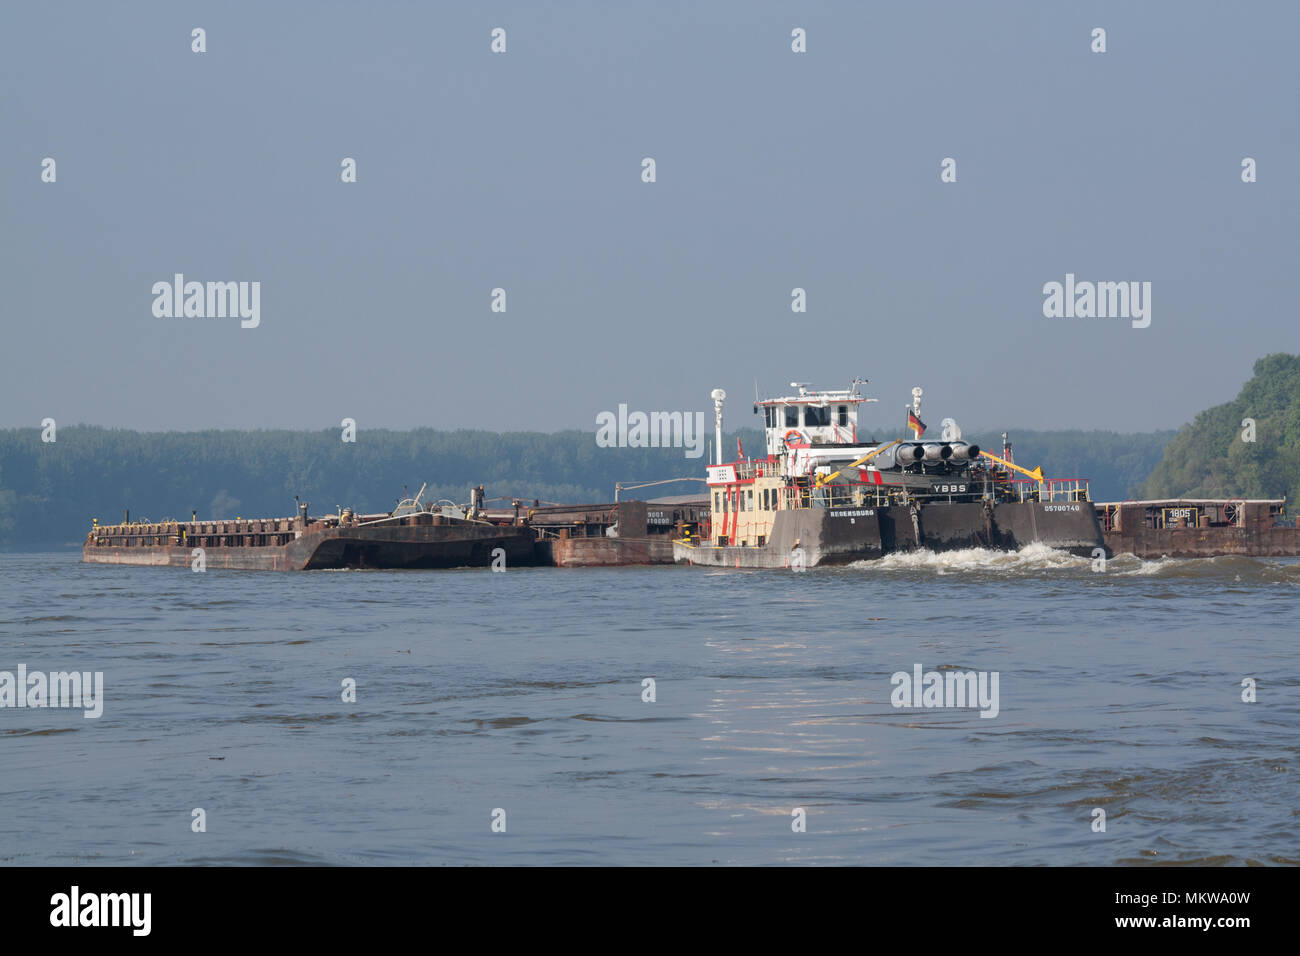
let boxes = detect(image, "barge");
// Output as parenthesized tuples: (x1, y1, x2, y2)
(1097, 498, 1300, 559)
(83, 490, 538, 571)
(81, 486, 702, 571)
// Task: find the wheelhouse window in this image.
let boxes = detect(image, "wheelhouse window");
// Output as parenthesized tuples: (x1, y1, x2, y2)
(804, 405, 829, 428)
(784, 405, 799, 427)
(837, 405, 849, 426)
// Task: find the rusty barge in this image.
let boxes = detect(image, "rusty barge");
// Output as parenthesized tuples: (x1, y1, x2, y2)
(1097, 498, 1300, 559)
(82, 499, 538, 571)
(81, 486, 707, 571)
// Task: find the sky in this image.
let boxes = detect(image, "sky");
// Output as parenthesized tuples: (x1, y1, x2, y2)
(2, 0, 1297, 436)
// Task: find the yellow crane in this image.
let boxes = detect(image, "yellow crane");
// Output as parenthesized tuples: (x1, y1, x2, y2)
(979, 450, 1044, 483)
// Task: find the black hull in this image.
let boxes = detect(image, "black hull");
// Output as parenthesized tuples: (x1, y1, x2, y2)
(303, 524, 538, 570)
(83, 521, 540, 571)
(674, 500, 1105, 568)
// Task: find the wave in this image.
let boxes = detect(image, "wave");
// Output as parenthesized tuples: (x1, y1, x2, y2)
(850, 542, 1089, 574)
(846, 543, 1300, 582)
(1112, 551, 1300, 583)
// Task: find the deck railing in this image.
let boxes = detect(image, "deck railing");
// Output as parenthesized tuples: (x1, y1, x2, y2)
(766, 475, 1091, 511)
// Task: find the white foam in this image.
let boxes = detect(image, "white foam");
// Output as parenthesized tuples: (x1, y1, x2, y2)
(1112, 553, 1177, 576)
(849, 541, 1090, 574)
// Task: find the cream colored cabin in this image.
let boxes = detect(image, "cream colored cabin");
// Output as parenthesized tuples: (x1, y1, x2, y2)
(706, 463, 882, 548)
(707, 466, 786, 547)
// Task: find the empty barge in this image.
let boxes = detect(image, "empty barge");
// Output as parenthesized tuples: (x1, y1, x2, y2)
(81, 488, 703, 571)
(1097, 498, 1300, 559)
(83, 497, 539, 571)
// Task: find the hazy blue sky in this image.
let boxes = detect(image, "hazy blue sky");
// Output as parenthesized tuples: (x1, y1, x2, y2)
(3, 1, 1296, 435)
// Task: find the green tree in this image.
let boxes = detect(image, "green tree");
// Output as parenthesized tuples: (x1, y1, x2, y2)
(1141, 353, 1300, 504)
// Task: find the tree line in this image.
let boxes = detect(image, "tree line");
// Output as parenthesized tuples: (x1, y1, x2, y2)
(0, 424, 1174, 549)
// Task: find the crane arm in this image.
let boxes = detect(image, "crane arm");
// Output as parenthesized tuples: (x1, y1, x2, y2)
(614, 477, 707, 502)
(979, 450, 1044, 482)
(815, 439, 903, 487)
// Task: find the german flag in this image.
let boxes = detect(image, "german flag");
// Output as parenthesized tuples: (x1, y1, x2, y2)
(907, 410, 926, 438)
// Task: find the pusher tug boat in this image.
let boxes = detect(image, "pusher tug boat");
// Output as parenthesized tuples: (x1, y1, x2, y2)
(672, 381, 1106, 568)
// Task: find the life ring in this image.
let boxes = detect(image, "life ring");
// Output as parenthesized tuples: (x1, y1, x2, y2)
(783, 429, 808, 449)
